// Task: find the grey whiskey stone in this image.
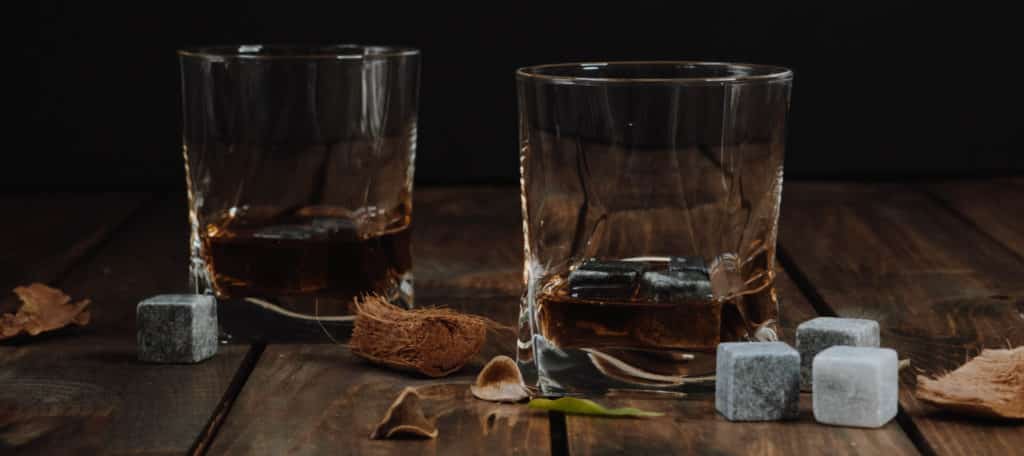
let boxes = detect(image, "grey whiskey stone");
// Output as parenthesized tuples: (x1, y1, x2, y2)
(137, 294, 218, 363)
(669, 256, 707, 274)
(715, 342, 800, 421)
(796, 317, 880, 389)
(640, 256, 712, 303)
(568, 259, 645, 300)
(813, 346, 898, 428)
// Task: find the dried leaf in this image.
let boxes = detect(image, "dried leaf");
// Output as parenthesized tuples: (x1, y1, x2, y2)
(370, 387, 439, 439)
(528, 397, 664, 418)
(1, 284, 90, 340)
(471, 356, 530, 403)
(916, 347, 1024, 420)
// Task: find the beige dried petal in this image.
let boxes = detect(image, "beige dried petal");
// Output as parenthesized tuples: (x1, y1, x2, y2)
(470, 355, 530, 403)
(370, 388, 438, 439)
(0, 284, 90, 340)
(916, 347, 1024, 420)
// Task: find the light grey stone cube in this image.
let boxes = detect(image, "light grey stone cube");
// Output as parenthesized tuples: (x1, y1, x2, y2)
(813, 346, 898, 428)
(796, 317, 880, 389)
(715, 342, 800, 421)
(137, 294, 218, 363)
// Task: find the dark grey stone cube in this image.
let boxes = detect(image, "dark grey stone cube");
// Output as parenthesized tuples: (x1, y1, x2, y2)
(669, 256, 708, 274)
(137, 294, 218, 363)
(568, 258, 645, 300)
(641, 256, 712, 303)
(796, 317, 880, 389)
(715, 342, 800, 421)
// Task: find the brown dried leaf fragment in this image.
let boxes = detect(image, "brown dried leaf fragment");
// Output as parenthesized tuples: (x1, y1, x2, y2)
(350, 295, 489, 378)
(916, 347, 1024, 420)
(1, 284, 90, 340)
(370, 387, 438, 439)
(471, 355, 530, 403)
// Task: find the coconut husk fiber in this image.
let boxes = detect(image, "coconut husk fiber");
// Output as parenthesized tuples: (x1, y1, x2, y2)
(916, 346, 1024, 420)
(349, 295, 491, 378)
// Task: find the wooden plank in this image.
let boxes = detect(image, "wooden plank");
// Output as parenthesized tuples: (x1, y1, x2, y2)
(207, 346, 550, 455)
(924, 178, 1024, 260)
(0, 342, 249, 455)
(0, 195, 251, 455)
(413, 187, 523, 331)
(0, 193, 147, 313)
(779, 182, 1024, 456)
(564, 268, 919, 456)
(209, 187, 547, 455)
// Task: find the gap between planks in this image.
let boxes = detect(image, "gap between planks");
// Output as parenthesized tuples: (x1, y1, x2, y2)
(190, 342, 266, 456)
(917, 184, 1024, 266)
(1, 194, 250, 454)
(776, 180, 1024, 456)
(777, 243, 935, 456)
(0, 192, 153, 294)
(549, 411, 569, 456)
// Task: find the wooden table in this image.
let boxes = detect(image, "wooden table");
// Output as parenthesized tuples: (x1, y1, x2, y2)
(2, 180, 1022, 455)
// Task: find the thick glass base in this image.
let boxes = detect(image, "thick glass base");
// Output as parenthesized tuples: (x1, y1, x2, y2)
(517, 255, 780, 396)
(527, 337, 716, 396)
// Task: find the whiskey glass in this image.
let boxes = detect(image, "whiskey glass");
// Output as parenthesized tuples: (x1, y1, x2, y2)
(179, 45, 419, 340)
(516, 61, 792, 394)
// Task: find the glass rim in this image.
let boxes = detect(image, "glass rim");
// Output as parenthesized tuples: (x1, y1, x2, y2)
(516, 61, 793, 85)
(177, 44, 420, 61)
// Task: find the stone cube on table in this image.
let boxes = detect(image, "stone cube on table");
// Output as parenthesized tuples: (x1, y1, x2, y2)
(796, 317, 880, 388)
(137, 294, 218, 363)
(715, 342, 800, 421)
(813, 346, 898, 428)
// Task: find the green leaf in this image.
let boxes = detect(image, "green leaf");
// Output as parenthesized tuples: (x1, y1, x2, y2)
(528, 397, 664, 418)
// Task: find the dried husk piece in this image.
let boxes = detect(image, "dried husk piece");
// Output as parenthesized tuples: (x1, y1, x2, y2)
(470, 355, 530, 403)
(349, 296, 489, 377)
(370, 387, 438, 439)
(916, 347, 1024, 420)
(1, 284, 90, 340)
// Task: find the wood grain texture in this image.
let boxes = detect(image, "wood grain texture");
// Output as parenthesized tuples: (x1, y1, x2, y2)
(566, 392, 917, 456)
(0, 343, 248, 455)
(0, 193, 147, 314)
(207, 345, 550, 455)
(0, 195, 250, 455)
(564, 268, 919, 456)
(780, 182, 1024, 456)
(924, 178, 1024, 260)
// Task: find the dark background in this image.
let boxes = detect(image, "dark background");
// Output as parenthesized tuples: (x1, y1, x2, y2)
(25, 3, 1022, 192)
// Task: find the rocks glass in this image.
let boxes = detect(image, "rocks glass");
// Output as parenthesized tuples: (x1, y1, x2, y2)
(179, 45, 419, 340)
(516, 61, 792, 394)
